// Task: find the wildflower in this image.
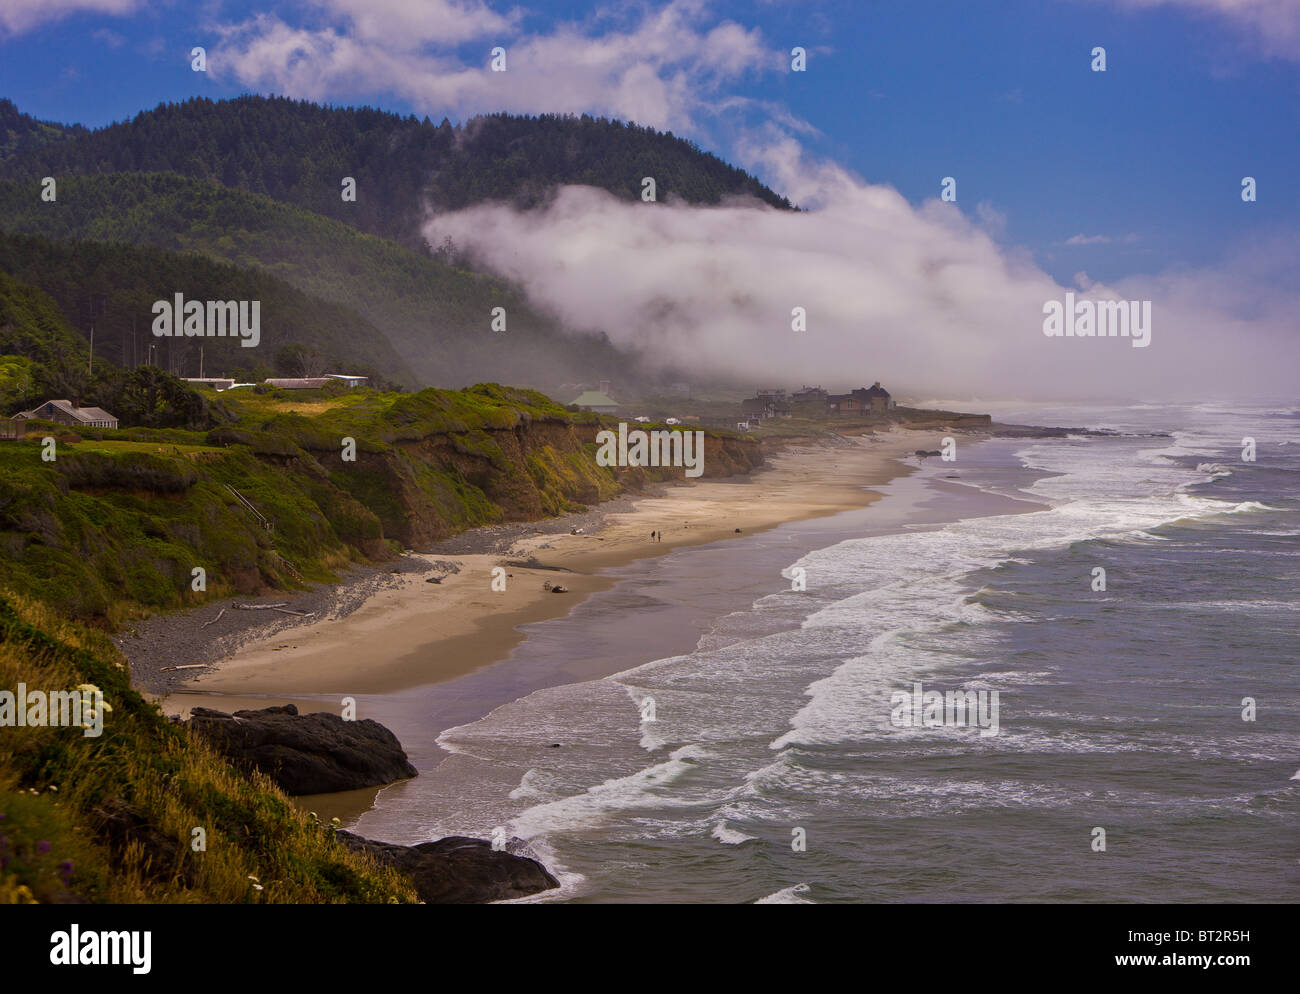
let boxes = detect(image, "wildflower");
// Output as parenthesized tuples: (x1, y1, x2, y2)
(247, 874, 259, 882)
(47, 785, 58, 793)
(252, 884, 264, 892)
(37, 841, 50, 853)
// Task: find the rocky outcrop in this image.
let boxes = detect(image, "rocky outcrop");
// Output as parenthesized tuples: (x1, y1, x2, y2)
(336, 831, 560, 904)
(187, 704, 417, 795)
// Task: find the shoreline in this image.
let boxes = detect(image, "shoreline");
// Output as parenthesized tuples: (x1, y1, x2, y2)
(132, 427, 959, 712)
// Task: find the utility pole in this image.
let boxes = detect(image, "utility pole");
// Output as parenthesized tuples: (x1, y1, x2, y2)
(88, 324, 94, 376)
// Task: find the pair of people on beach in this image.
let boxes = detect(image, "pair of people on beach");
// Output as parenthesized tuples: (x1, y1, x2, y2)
(652, 521, 691, 542)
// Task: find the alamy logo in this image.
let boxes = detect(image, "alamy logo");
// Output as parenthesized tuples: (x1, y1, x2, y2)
(1043, 291, 1151, 348)
(596, 422, 705, 478)
(890, 681, 1000, 737)
(0, 683, 111, 737)
(152, 293, 261, 348)
(50, 925, 151, 974)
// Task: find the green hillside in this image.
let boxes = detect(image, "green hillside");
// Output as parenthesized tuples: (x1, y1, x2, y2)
(0, 172, 627, 390)
(0, 229, 417, 388)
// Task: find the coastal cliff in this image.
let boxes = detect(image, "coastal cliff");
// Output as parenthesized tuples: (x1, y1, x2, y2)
(0, 384, 763, 623)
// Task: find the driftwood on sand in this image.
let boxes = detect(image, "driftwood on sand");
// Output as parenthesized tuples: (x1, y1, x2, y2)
(200, 608, 226, 628)
(233, 603, 317, 618)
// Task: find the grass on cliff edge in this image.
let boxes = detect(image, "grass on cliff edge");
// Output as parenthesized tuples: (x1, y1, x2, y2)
(0, 592, 418, 904)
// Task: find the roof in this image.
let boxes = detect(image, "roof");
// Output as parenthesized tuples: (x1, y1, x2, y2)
(265, 378, 332, 389)
(18, 399, 117, 423)
(571, 391, 619, 407)
(862, 383, 890, 397)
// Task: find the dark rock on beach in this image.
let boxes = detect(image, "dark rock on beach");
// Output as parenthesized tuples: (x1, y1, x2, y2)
(336, 831, 560, 904)
(187, 704, 417, 795)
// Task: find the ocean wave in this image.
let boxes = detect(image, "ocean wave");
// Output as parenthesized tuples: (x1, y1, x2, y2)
(754, 883, 815, 904)
(510, 744, 719, 838)
(508, 768, 552, 803)
(1195, 462, 1234, 480)
(711, 820, 758, 845)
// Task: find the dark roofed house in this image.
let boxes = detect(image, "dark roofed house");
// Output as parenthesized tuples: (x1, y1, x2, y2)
(862, 382, 892, 413)
(826, 392, 859, 415)
(828, 383, 891, 416)
(791, 385, 829, 415)
(742, 388, 792, 420)
(15, 399, 118, 430)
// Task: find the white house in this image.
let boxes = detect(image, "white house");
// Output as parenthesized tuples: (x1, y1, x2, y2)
(326, 374, 369, 388)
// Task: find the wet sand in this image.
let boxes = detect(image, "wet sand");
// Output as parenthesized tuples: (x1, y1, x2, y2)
(158, 429, 953, 713)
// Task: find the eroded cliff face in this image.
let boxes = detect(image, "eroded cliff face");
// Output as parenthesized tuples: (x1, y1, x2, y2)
(0, 401, 763, 620)
(304, 415, 764, 549)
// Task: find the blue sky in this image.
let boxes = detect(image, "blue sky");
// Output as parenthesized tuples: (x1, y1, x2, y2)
(2, 0, 1295, 286)
(1, 1, 1296, 399)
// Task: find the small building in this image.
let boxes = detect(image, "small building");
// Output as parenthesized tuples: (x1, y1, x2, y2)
(185, 377, 237, 391)
(327, 374, 369, 388)
(1, 417, 26, 440)
(741, 388, 792, 420)
(826, 393, 857, 416)
(862, 382, 892, 413)
(791, 385, 829, 415)
(828, 383, 892, 416)
(570, 390, 619, 414)
(264, 378, 332, 390)
(15, 399, 119, 430)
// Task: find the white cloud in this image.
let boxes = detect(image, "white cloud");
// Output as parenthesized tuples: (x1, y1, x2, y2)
(313, 0, 518, 48)
(0, 0, 139, 38)
(1063, 233, 1139, 245)
(1096, 0, 1300, 60)
(212, 0, 777, 132)
(422, 138, 1298, 402)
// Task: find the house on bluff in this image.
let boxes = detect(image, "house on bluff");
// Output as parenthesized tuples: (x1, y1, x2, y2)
(570, 379, 620, 414)
(741, 388, 792, 420)
(15, 399, 119, 430)
(827, 382, 892, 416)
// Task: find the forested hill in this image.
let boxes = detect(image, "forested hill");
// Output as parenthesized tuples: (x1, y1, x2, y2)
(0, 98, 86, 159)
(0, 96, 795, 248)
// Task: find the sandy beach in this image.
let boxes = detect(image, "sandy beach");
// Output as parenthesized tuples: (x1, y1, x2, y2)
(151, 427, 955, 714)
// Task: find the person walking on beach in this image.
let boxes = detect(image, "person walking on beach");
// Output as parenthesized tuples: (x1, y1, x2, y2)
(651, 530, 657, 542)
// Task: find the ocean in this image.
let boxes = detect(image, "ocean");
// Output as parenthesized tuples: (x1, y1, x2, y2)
(352, 403, 1300, 903)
